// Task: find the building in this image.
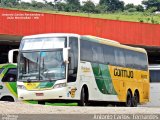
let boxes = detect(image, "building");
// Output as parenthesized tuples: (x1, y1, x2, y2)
(0, 8, 160, 64)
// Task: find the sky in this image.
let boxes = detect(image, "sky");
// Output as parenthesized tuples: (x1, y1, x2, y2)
(22, 0, 143, 5)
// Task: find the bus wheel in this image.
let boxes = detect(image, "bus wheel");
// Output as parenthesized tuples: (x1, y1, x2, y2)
(1, 96, 14, 102)
(125, 91, 132, 107)
(78, 87, 88, 106)
(132, 92, 138, 107)
(38, 101, 45, 105)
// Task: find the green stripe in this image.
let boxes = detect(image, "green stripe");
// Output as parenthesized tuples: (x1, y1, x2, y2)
(91, 63, 117, 95)
(8, 82, 17, 95)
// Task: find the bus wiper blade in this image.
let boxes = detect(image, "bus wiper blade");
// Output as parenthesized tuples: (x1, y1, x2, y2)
(27, 78, 31, 83)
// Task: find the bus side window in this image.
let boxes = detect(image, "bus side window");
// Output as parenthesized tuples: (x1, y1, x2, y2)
(68, 37, 78, 82)
(2, 68, 17, 82)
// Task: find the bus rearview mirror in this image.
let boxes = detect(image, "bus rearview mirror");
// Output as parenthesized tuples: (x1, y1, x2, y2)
(63, 47, 70, 64)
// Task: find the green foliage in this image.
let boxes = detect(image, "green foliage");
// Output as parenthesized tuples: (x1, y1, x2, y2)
(82, 0, 96, 13)
(55, 2, 66, 11)
(95, 4, 108, 13)
(127, 8, 137, 12)
(1, 0, 19, 7)
(146, 7, 157, 13)
(124, 4, 144, 12)
(142, 0, 160, 11)
(99, 0, 124, 12)
(1, 0, 159, 24)
(65, 0, 80, 12)
(136, 5, 144, 12)
(125, 3, 135, 10)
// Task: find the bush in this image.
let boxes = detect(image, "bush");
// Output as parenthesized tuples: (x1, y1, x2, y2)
(127, 8, 137, 12)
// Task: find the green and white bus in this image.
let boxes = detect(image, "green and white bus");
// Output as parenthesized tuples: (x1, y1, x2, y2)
(17, 33, 149, 106)
(0, 49, 18, 102)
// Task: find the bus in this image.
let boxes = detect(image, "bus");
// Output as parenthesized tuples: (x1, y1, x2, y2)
(17, 33, 149, 107)
(146, 65, 160, 106)
(0, 49, 18, 102)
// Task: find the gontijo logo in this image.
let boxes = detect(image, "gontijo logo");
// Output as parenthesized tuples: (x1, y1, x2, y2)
(81, 66, 90, 72)
(114, 68, 134, 78)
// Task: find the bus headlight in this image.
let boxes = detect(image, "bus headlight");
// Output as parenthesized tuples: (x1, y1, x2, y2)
(53, 83, 66, 89)
(17, 85, 26, 90)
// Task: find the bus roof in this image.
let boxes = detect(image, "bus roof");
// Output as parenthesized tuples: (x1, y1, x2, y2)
(23, 33, 80, 39)
(82, 35, 146, 54)
(22, 33, 146, 54)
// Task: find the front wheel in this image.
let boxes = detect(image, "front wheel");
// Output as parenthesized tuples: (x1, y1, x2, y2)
(1, 97, 14, 102)
(78, 87, 88, 106)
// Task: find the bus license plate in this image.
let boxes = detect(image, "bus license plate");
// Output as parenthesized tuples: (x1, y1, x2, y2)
(35, 93, 44, 96)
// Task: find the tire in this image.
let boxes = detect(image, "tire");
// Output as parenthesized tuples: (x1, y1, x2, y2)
(125, 91, 132, 107)
(1, 97, 14, 102)
(38, 101, 45, 105)
(78, 87, 88, 106)
(132, 92, 138, 107)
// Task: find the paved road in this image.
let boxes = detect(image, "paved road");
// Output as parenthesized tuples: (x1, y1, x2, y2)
(0, 101, 160, 120)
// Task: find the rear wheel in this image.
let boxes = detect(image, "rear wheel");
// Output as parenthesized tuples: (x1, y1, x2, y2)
(125, 91, 132, 107)
(132, 92, 138, 107)
(78, 87, 88, 106)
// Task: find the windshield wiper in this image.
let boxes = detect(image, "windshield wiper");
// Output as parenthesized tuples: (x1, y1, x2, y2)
(27, 78, 31, 83)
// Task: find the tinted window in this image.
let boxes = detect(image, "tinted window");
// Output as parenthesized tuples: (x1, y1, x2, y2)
(150, 70, 160, 83)
(92, 43, 104, 63)
(2, 68, 17, 82)
(80, 38, 148, 71)
(103, 45, 115, 65)
(125, 50, 148, 71)
(81, 40, 104, 63)
(125, 50, 134, 68)
(80, 40, 93, 62)
(114, 48, 125, 67)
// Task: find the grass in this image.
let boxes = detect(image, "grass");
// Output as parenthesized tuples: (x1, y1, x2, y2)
(2, 7, 160, 24)
(26, 100, 77, 106)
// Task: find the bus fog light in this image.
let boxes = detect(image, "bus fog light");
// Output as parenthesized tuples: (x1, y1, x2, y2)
(53, 83, 66, 89)
(17, 85, 26, 90)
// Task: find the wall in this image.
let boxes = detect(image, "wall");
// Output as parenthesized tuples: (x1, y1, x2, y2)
(0, 8, 160, 46)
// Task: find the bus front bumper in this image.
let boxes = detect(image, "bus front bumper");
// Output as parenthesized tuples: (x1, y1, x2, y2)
(18, 87, 68, 101)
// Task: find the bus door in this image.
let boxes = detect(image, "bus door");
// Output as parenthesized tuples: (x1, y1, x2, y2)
(67, 37, 78, 98)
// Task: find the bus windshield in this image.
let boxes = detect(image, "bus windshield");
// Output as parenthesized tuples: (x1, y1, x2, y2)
(18, 49, 66, 81)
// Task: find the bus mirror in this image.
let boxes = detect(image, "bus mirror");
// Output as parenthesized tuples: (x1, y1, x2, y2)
(63, 48, 70, 63)
(8, 49, 19, 63)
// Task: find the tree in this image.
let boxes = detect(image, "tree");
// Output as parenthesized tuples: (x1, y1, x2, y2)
(65, 0, 80, 12)
(124, 3, 135, 10)
(82, 0, 96, 13)
(20, 2, 32, 9)
(99, 0, 124, 12)
(142, 0, 160, 11)
(2, 0, 20, 6)
(55, 2, 67, 11)
(136, 5, 144, 12)
(95, 4, 107, 13)
(31, 0, 45, 9)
